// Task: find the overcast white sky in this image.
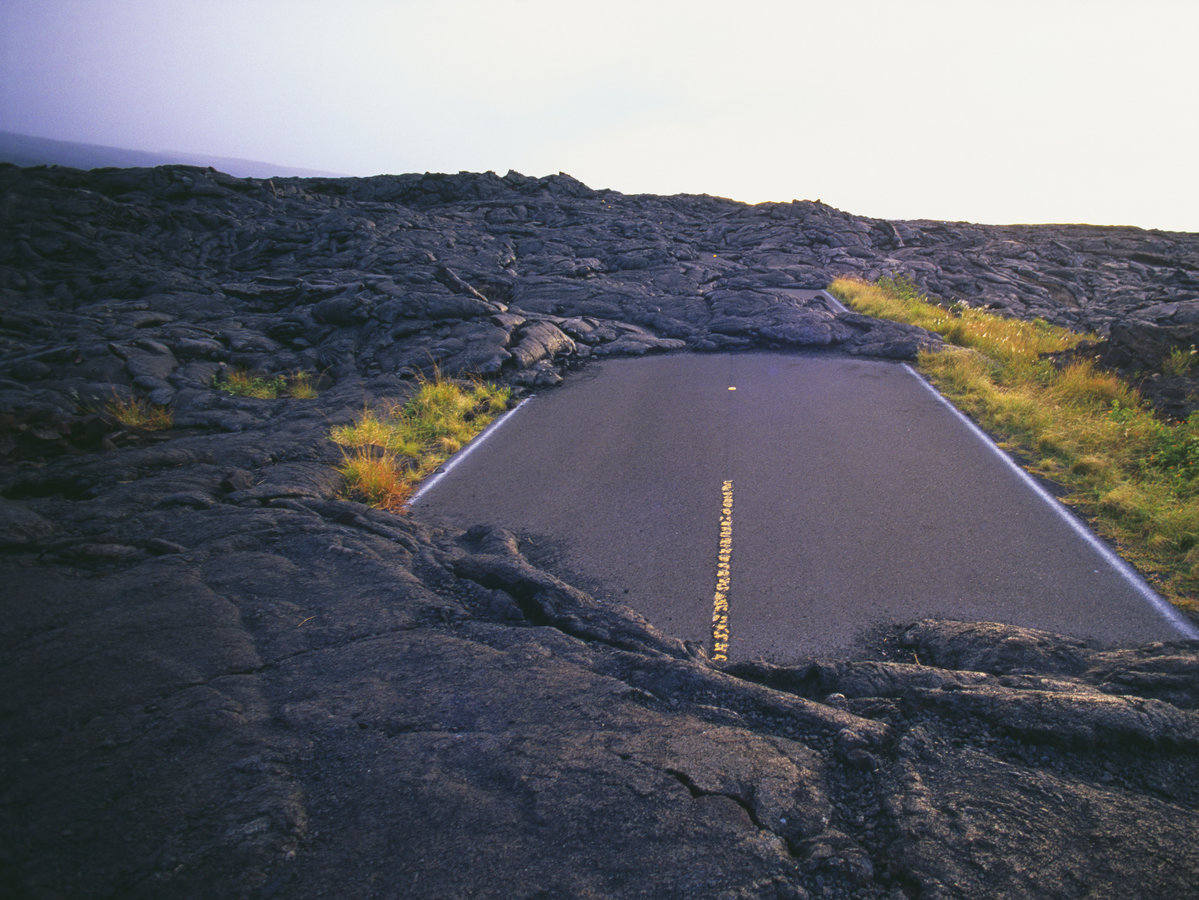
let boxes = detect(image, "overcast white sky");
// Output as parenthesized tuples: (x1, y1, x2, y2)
(2, 0, 1197, 231)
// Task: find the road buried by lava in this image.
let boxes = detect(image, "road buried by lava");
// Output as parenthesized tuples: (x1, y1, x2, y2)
(6, 165, 1199, 896)
(412, 351, 1197, 661)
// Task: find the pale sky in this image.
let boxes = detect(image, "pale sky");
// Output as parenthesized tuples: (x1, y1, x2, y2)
(2, 0, 1197, 232)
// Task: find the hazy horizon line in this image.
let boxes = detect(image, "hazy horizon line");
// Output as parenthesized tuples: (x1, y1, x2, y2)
(2, 128, 1194, 235)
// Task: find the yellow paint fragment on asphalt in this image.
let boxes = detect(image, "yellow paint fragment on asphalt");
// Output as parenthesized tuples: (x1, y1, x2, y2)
(711, 479, 734, 661)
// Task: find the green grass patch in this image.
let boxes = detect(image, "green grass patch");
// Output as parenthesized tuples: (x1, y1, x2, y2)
(1163, 345, 1197, 377)
(830, 275, 1199, 613)
(214, 369, 320, 399)
(330, 372, 511, 510)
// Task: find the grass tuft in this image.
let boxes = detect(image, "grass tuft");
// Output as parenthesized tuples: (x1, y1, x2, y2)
(330, 371, 511, 510)
(104, 393, 173, 431)
(287, 371, 320, 399)
(214, 369, 319, 399)
(830, 275, 1199, 612)
(1163, 345, 1197, 377)
(337, 448, 410, 511)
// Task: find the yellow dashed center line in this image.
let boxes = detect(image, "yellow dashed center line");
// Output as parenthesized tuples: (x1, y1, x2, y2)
(711, 479, 734, 661)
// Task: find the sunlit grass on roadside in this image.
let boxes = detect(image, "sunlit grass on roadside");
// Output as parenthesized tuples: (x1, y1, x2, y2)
(330, 371, 511, 510)
(830, 275, 1199, 612)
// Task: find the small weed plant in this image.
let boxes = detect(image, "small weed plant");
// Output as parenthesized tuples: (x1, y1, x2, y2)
(287, 371, 320, 399)
(215, 369, 286, 398)
(104, 393, 173, 431)
(331, 371, 511, 510)
(215, 369, 319, 399)
(830, 275, 1199, 611)
(1162, 345, 1197, 377)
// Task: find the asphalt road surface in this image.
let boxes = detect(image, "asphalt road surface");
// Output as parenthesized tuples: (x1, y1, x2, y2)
(411, 352, 1198, 661)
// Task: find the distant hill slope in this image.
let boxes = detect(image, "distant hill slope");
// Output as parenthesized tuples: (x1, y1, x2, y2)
(0, 130, 343, 179)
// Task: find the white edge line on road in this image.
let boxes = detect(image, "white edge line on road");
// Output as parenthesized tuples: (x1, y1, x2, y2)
(902, 363, 1199, 640)
(405, 396, 533, 508)
(817, 289, 850, 314)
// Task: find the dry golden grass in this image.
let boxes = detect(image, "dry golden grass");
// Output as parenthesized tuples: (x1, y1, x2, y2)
(103, 393, 173, 431)
(831, 275, 1199, 612)
(336, 448, 411, 511)
(331, 371, 511, 509)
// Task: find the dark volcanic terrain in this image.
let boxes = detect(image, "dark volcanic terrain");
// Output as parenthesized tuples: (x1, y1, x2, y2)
(3, 163, 1199, 898)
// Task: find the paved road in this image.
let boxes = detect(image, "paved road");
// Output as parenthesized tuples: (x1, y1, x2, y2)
(411, 352, 1197, 661)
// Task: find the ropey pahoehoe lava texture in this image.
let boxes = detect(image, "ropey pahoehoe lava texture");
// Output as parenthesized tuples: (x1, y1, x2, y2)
(2, 164, 1199, 898)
